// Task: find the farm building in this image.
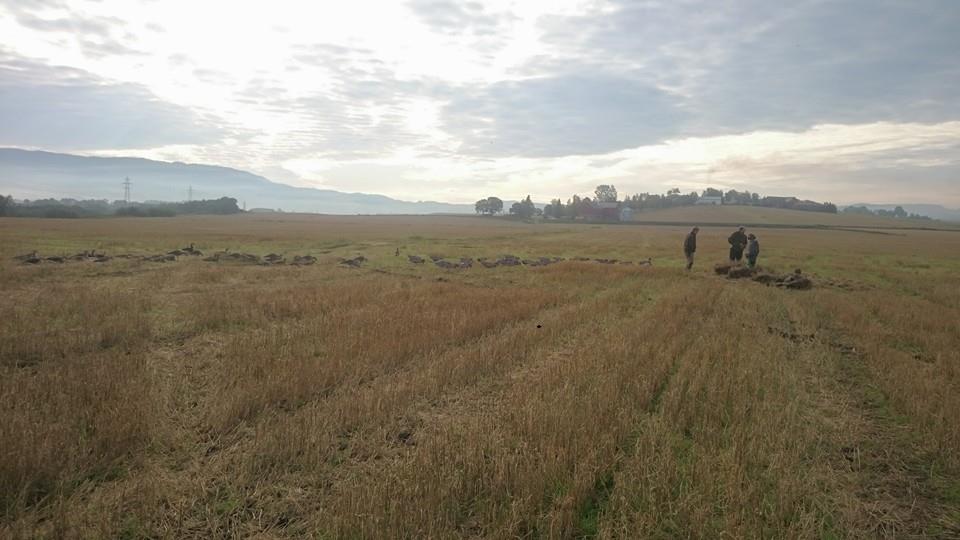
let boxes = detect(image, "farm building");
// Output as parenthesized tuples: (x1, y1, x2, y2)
(697, 196, 722, 205)
(619, 206, 634, 222)
(582, 202, 622, 222)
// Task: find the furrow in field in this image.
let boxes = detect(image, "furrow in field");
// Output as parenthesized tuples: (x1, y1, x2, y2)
(303, 277, 712, 538)
(787, 291, 960, 538)
(594, 283, 833, 538)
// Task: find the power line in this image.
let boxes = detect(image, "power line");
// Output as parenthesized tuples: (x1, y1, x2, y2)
(123, 177, 132, 203)
(188, 185, 193, 202)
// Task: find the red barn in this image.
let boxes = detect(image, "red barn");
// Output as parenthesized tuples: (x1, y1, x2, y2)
(582, 202, 621, 222)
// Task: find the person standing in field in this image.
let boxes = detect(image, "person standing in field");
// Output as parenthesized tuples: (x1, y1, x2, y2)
(728, 226, 748, 263)
(746, 233, 760, 268)
(683, 226, 699, 270)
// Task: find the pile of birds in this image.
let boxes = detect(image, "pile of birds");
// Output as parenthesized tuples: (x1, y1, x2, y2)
(141, 243, 204, 262)
(339, 255, 366, 267)
(167, 244, 204, 257)
(714, 263, 813, 290)
(203, 252, 317, 266)
(15, 249, 120, 264)
(13, 245, 319, 267)
(14, 246, 656, 272)
(407, 254, 653, 269)
(138, 243, 205, 262)
(203, 252, 259, 263)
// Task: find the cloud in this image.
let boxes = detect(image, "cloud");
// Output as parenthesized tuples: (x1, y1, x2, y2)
(0, 0, 147, 58)
(225, 43, 456, 160)
(443, 70, 685, 157)
(426, 0, 958, 158)
(75, 36, 146, 59)
(407, 0, 514, 37)
(692, 2, 960, 134)
(536, 0, 960, 135)
(192, 68, 237, 85)
(0, 51, 224, 150)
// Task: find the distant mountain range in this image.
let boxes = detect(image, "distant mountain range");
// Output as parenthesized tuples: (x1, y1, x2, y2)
(0, 148, 474, 214)
(842, 203, 960, 222)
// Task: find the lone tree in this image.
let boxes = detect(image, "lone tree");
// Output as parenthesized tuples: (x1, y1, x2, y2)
(594, 184, 618, 203)
(474, 199, 487, 215)
(0, 194, 11, 216)
(474, 196, 503, 216)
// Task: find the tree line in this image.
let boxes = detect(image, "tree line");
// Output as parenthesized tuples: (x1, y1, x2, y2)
(474, 196, 540, 219)
(841, 205, 931, 220)
(476, 185, 839, 219)
(0, 195, 242, 218)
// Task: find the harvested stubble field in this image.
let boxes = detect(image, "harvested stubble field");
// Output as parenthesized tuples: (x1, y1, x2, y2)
(1, 214, 959, 539)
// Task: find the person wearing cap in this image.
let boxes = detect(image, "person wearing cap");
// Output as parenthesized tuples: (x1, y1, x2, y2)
(683, 226, 699, 270)
(746, 233, 760, 268)
(728, 226, 748, 263)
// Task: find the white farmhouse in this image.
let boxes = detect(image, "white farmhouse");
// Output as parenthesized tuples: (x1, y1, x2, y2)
(697, 196, 723, 205)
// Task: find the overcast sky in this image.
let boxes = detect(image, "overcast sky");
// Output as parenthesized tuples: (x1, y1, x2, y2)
(1, 0, 959, 205)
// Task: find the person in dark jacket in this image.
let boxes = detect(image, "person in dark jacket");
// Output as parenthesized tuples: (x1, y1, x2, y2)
(683, 226, 699, 270)
(746, 233, 760, 268)
(728, 226, 748, 263)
